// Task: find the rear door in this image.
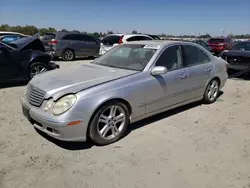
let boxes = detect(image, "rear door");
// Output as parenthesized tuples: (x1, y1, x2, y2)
(80, 35, 100, 56)
(181, 44, 213, 98)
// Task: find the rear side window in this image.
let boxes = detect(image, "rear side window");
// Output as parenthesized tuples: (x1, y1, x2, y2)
(80, 35, 96, 42)
(43, 33, 55, 40)
(181, 45, 210, 66)
(208, 38, 225, 43)
(62, 34, 81, 40)
(102, 35, 121, 45)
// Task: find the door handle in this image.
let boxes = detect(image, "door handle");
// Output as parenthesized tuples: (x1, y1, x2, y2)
(180, 73, 187, 79)
(206, 67, 212, 72)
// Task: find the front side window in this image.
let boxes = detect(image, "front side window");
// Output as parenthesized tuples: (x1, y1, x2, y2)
(93, 44, 157, 71)
(155, 45, 182, 71)
(62, 34, 80, 40)
(181, 45, 210, 66)
(81, 35, 96, 42)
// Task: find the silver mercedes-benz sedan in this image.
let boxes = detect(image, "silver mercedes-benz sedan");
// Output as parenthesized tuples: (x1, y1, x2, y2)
(21, 40, 228, 145)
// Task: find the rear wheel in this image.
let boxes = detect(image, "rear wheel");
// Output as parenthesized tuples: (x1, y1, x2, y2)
(202, 79, 220, 104)
(62, 49, 75, 61)
(89, 101, 129, 145)
(29, 62, 49, 79)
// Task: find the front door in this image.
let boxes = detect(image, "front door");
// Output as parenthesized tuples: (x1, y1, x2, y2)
(80, 35, 100, 56)
(145, 45, 191, 114)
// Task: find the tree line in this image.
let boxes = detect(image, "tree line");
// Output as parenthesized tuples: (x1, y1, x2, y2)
(0, 24, 249, 39)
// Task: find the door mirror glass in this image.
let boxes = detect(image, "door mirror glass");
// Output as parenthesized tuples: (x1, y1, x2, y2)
(151, 66, 167, 76)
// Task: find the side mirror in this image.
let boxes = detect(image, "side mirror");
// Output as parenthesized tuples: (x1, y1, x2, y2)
(151, 66, 167, 76)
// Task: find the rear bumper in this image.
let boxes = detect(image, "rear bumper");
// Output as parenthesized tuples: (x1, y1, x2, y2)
(210, 47, 225, 53)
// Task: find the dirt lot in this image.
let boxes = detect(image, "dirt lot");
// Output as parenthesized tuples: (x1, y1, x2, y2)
(0, 60, 250, 188)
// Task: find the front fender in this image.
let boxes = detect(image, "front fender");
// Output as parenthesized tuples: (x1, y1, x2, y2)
(68, 73, 148, 129)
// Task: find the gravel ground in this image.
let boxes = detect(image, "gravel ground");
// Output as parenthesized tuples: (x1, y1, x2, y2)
(0, 60, 250, 188)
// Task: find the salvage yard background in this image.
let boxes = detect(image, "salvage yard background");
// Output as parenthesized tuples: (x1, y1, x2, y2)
(0, 60, 250, 188)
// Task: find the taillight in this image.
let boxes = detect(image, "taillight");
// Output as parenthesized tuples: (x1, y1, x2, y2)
(49, 39, 58, 45)
(118, 35, 124, 44)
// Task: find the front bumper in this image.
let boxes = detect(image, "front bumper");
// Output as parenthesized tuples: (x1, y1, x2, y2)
(20, 97, 87, 142)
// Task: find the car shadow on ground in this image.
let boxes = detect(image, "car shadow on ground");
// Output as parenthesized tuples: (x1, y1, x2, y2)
(36, 91, 223, 150)
(0, 81, 28, 89)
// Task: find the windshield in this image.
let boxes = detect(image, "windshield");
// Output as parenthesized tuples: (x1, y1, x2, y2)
(93, 44, 157, 71)
(43, 33, 56, 40)
(232, 42, 250, 51)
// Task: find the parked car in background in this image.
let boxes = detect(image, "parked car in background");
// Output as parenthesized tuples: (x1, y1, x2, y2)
(0, 35, 25, 44)
(41, 32, 100, 61)
(207, 37, 234, 55)
(192, 39, 212, 52)
(146, 34, 161, 40)
(21, 40, 228, 145)
(99, 34, 154, 55)
(0, 36, 59, 83)
(218, 41, 250, 72)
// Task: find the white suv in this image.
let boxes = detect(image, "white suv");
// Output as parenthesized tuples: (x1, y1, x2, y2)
(99, 34, 154, 55)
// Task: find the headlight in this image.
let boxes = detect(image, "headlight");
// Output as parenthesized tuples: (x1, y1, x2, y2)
(44, 99, 54, 112)
(52, 94, 77, 115)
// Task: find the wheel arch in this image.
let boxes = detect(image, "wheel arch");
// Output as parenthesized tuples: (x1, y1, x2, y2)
(86, 98, 132, 138)
(61, 48, 75, 57)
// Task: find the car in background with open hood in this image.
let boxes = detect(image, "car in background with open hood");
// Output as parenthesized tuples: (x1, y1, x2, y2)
(0, 36, 59, 83)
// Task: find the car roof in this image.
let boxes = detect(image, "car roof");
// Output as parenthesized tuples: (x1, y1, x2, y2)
(0, 31, 24, 36)
(125, 40, 191, 46)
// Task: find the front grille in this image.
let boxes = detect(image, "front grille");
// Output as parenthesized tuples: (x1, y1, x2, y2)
(26, 84, 46, 107)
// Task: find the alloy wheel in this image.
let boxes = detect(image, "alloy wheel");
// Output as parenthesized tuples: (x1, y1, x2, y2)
(30, 65, 47, 78)
(207, 80, 219, 101)
(63, 50, 74, 60)
(97, 105, 126, 140)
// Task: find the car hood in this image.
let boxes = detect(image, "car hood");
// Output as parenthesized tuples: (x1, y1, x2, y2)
(223, 50, 250, 57)
(30, 63, 138, 100)
(10, 36, 45, 52)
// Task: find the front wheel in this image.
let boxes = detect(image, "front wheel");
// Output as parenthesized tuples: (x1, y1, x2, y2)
(202, 79, 220, 104)
(29, 62, 49, 80)
(89, 101, 129, 145)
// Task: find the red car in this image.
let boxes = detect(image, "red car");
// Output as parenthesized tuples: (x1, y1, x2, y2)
(208, 38, 234, 54)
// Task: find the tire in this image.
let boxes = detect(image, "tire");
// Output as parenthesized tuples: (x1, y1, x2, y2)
(29, 62, 49, 80)
(62, 49, 75, 61)
(88, 101, 130, 145)
(202, 79, 220, 104)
